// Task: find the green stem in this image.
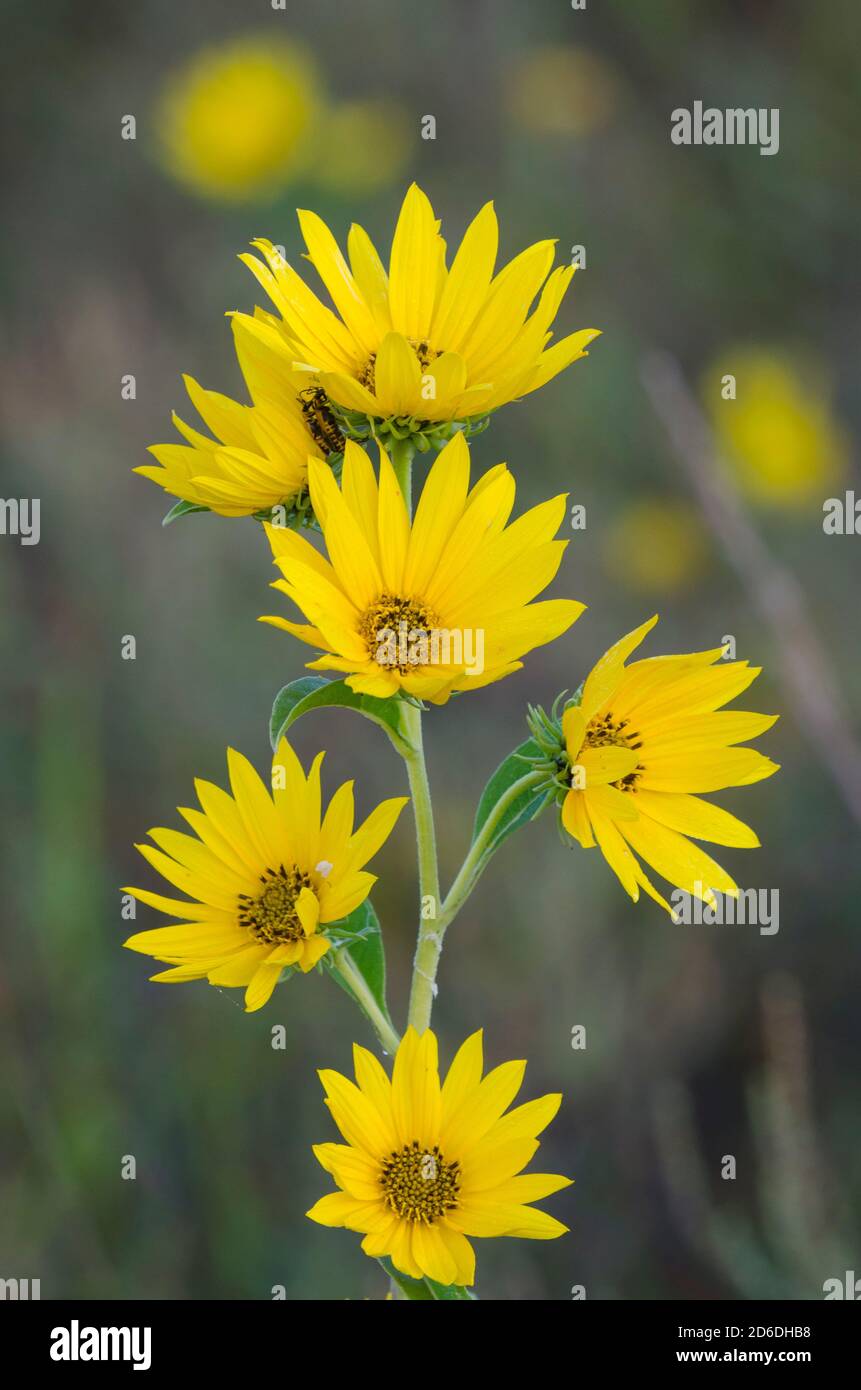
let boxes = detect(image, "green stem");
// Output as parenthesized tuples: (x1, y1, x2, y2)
(332, 947, 401, 1055)
(402, 703, 442, 1034)
(382, 432, 443, 1033)
(437, 770, 547, 932)
(403, 769, 547, 1027)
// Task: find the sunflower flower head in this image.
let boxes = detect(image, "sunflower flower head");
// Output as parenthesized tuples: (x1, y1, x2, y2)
(260, 432, 585, 704)
(307, 1027, 571, 1288)
(237, 182, 600, 448)
(123, 738, 407, 1012)
(527, 616, 780, 913)
(139, 314, 346, 520)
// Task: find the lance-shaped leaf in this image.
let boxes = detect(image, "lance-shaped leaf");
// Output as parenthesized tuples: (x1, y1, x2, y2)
(377, 1256, 477, 1301)
(324, 900, 392, 1036)
(162, 499, 211, 525)
(470, 738, 553, 870)
(269, 676, 414, 757)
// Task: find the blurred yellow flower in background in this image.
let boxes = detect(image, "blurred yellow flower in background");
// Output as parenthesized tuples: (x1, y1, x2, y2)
(313, 100, 414, 194)
(508, 45, 622, 138)
(603, 498, 708, 596)
(155, 37, 320, 201)
(703, 348, 849, 510)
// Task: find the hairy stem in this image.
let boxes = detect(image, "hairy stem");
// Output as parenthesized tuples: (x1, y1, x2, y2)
(402, 703, 443, 1034)
(436, 770, 547, 933)
(383, 433, 445, 1033)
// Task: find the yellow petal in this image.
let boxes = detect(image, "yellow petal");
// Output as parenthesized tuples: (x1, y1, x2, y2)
(483, 1092, 563, 1146)
(431, 200, 498, 350)
(226, 747, 284, 868)
(561, 790, 595, 847)
(449, 1199, 568, 1240)
(306, 1191, 376, 1229)
(298, 933, 330, 972)
(420, 352, 468, 418)
(404, 432, 471, 593)
(460, 1137, 539, 1192)
(307, 457, 383, 607)
(207, 945, 269, 986)
(484, 1172, 573, 1205)
(388, 183, 439, 340)
(577, 744, 640, 788)
(632, 791, 761, 847)
(352, 1044, 397, 1137)
(440, 1029, 484, 1123)
(441, 1059, 526, 1155)
(297, 208, 379, 355)
(342, 797, 409, 875)
(295, 886, 320, 939)
(580, 616, 659, 721)
(392, 1027, 441, 1148)
(243, 961, 284, 1012)
(319, 1069, 394, 1156)
(589, 808, 642, 900)
(122, 923, 242, 959)
(347, 222, 392, 336)
(619, 815, 739, 899)
(436, 1222, 476, 1286)
(412, 1221, 458, 1286)
(312, 1142, 382, 1200)
(585, 783, 640, 822)
(639, 747, 780, 794)
(561, 706, 586, 760)
(373, 332, 422, 416)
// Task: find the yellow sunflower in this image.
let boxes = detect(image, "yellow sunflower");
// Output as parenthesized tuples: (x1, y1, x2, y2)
(703, 347, 849, 511)
(236, 182, 600, 438)
(139, 316, 345, 519)
(547, 617, 779, 911)
(155, 37, 320, 202)
(260, 432, 585, 704)
(307, 1027, 571, 1287)
(123, 738, 407, 1012)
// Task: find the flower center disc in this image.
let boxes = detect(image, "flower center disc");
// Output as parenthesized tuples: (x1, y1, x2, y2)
(583, 713, 644, 791)
(359, 593, 440, 673)
(359, 339, 440, 397)
(238, 865, 312, 944)
(380, 1141, 460, 1224)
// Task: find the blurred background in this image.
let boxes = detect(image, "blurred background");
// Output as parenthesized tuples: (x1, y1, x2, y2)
(1, 0, 859, 1300)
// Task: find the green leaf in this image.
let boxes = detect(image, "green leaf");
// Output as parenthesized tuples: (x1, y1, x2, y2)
(471, 738, 552, 864)
(424, 1276, 477, 1300)
(376, 1256, 476, 1301)
(269, 676, 414, 756)
(325, 900, 391, 1030)
(162, 499, 211, 526)
(376, 1257, 435, 1300)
